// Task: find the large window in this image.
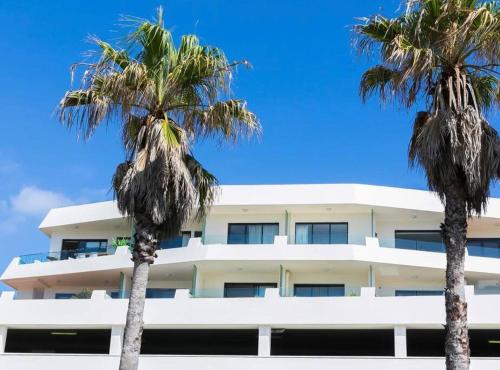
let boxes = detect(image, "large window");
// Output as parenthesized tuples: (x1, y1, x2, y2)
(227, 223, 279, 244)
(61, 239, 108, 259)
(295, 223, 348, 244)
(224, 283, 277, 297)
(294, 284, 345, 297)
(394, 230, 444, 252)
(395, 290, 443, 296)
(467, 238, 500, 258)
(159, 231, 192, 249)
(145, 288, 176, 298)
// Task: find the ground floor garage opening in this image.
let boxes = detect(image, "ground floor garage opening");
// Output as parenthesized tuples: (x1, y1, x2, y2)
(271, 329, 394, 356)
(140, 329, 258, 355)
(407, 329, 500, 357)
(5, 329, 111, 354)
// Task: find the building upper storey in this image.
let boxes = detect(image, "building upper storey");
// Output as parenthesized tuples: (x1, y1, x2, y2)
(4, 183, 500, 292)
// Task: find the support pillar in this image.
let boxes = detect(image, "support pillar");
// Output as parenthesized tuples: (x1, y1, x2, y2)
(118, 272, 130, 299)
(258, 326, 271, 357)
(368, 265, 376, 288)
(394, 325, 407, 358)
(109, 326, 124, 355)
(0, 326, 7, 353)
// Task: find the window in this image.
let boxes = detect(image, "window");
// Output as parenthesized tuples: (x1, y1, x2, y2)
(159, 231, 191, 249)
(109, 291, 120, 299)
(54, 293, 74, 299)
(194, 231, 203, 238)
(467, 238, 500, 258)
(227, 223, 279, 244)
(145, 288, 176, 298)
(224, 283, 277, 297)
(395, 290, 443, 296)
(61, 239, 108, 259)
(295, 223, 348, 244)
(294, 284, 345, 297)
(394, 231, 444, 252)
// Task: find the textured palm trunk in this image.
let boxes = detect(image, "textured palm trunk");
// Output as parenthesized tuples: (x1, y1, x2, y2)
(119, 218, 158, 370)
(443, 182, 470, 370)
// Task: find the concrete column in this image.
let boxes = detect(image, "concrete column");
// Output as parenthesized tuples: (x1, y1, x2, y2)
(119, 272, 131, 298)
(394, 326, 407, 358)
(0, 326, 7, 353)
(258, 326, 272, 357)
(368, 265, 376, 288)
(109, 326, 124, 355)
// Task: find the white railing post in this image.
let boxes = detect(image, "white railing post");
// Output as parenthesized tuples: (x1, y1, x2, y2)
(109, 326, 124, 355)
(394, 326, 407, 358)
(258, 326, 272, 357)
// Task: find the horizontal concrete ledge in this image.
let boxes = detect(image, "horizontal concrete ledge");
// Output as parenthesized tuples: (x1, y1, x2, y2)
(1, 354, 499, 370)
(1, 286, 500, 327)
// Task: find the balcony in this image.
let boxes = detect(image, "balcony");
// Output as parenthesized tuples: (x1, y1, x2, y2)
(18, 247, 117, 265)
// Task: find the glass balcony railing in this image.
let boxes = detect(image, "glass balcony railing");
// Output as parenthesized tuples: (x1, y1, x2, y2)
(19, 247, 115, 265)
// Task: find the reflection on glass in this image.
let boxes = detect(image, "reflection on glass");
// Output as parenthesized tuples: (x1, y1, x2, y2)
(294, 284, 345, 297)
(227, 223, 279, 244)
(224, 283, 277, 297)
(395, 231, 444, 252)
(295, 223, 348, 244)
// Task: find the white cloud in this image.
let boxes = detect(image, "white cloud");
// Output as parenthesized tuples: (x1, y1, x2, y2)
(0, 185, 111, 233)
(11, 186, 74, 216)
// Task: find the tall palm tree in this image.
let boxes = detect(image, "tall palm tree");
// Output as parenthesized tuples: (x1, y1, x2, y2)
(355, 1, 498, 369)
(58, 8, 259, 370)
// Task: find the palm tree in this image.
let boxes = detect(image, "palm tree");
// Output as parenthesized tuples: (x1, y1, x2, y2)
(355, 1, 499, 368)
(58, 7, 259, 370)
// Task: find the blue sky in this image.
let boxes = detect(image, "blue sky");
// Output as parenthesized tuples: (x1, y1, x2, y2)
(0, 0, 498, 286)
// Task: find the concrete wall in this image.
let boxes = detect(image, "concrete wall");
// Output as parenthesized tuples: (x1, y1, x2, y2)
(1, 354, 499, 370)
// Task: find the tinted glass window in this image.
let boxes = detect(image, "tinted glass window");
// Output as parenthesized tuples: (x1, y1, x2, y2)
(395, 290, 443, 296)
(159, 231, 191, 249)
(467, 238, 500, 258)
(294, 284, 345, 297)
(145, 288, 176, 298)
(295, 223, 348, 244)
(227, 224, 279, 244)
(54, 293, 74, 299)
(395, 231, 444, 252)
(224, 283, 277, 297)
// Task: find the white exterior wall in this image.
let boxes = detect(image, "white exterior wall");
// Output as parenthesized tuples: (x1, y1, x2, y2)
(1, 354, 499, 370)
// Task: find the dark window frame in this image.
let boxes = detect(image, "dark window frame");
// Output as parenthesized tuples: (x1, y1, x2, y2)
(394, 230, 444, 252)
(295, 222, 348, 244)
(294, 284, 345, 297)
(227, 223, 279, 244)
(224, 282, 278, 297)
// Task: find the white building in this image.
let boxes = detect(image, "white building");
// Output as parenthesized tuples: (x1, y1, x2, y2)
(1, 183, 500, 369)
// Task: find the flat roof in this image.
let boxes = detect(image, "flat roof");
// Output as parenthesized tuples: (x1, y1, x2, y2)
(38, 183, 500, 232)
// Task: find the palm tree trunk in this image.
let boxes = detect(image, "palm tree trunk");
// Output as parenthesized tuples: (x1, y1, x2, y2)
(119, 218, 158, 370)
(443, 182, 470, 370)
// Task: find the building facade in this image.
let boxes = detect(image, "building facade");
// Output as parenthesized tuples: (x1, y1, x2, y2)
(1, 184, 500, 369)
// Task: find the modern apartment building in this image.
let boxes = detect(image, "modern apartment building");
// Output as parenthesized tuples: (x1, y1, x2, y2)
(1, 183, 500, 369)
